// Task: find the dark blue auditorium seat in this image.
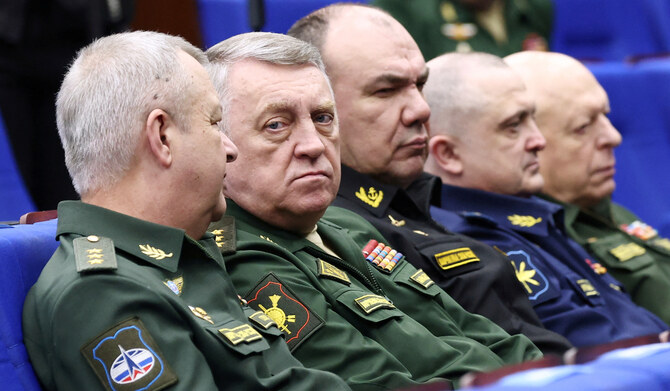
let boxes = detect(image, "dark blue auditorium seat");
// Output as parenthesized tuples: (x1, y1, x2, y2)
(0, 113, 35, 222)
(0, 219, 59, 391)
(197, 0, 369, 48)
(552, 0, 670, 61)
(587, 59, 670, 238)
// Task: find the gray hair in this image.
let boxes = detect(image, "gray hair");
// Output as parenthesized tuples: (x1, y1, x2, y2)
(57, 30, 207, 196)
(205, 32, 332, 133)
(424, 52, 509, 137)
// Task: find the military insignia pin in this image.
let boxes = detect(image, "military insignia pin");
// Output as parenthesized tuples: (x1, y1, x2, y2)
(362, 239, 403, 273)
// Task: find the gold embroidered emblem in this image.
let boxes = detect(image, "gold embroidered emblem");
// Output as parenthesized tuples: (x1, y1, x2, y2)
(355, 187, 384, 208)
(576, 279, 599, 296)
(139, 244, 173, 260)
(259, 295, 296, 334)
(317, 259, 350, 284)
(164, 276, 184, 295)
(211, 229, 226, 248)
(86, 248, 104, 265)
(410, 269, 434, 289)
(507, 215, 543, 227)
(388, 215, 405, 227)
(610, 242, 646, 262)
(218, 324, 262, 345)
(413, 230, 429, 236)
(260, 235, 275, 243)
(354, 294, 395, 314)
(512, 261, 540, 294)
(434, 247, 480, 270)
(189, 306, 214, 324)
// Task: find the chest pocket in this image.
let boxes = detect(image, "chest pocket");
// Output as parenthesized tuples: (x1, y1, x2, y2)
(335, 290, 404, 324)
(207, 316, 278, 356)
(390, 261, 442, 299)
(585, 234, 655, 273)
(416, 238, 484, 278)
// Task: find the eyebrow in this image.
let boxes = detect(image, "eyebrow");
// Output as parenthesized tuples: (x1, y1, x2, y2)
(370, 67, 430, 86)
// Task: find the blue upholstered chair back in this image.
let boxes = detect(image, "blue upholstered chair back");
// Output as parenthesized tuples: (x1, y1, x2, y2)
(0, 113, 36, 222)
(0, 219, 59, 390)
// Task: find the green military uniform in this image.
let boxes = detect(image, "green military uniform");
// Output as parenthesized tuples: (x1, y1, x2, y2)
(544, 196, 670, 325)
(213, 201, 542, 390)
(23, 201, 350, 391)
(372, 0, 553, 60)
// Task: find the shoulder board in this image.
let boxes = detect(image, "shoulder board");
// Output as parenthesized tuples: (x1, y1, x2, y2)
(209, 216, 237, 254)
(458, 211, 498, 227)
(73, 235, 118, 273)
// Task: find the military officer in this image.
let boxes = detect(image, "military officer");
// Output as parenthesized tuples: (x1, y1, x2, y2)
(422, 51, 668, 346)
(22, 31, 350, 391)
(505, 51, 670, 326)
(288, 3, 572, 355)
(372, 0, 553, 60)
(206, 31, 541, 390)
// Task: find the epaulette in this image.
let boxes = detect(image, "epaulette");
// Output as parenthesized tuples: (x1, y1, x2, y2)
(73, 235, 118, 273)
(209, 216, 237, 255)
(458, 211, 498, 228)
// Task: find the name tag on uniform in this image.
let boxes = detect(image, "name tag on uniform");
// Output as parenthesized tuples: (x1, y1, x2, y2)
(434, 247, 480, 270)
(354, 294, 395, 314)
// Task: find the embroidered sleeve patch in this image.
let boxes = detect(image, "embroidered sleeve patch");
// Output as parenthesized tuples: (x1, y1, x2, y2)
(409, 269, 434, 289)
(317, 259, 351, 285)
(244, 273, 324, 352)
(507, 250, 549, 301)
(354, 294, 395, 314)
(609, 242, 646, 262)
(434, 247, 480, 270)
(81, 318, 177, 391)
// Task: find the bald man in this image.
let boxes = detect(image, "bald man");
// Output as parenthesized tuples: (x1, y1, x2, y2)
(505, 51, 670, 325)
(288, 3, 572, 355)
(423, 51, 668, 347)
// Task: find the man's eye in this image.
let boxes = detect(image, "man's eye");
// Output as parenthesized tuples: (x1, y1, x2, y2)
(314, 113, 334, 124)
(266, 121, 285, 130)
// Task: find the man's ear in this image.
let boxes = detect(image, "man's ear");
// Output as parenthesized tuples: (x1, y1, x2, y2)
(428, 134, 463, 176)
(146, 109, 174, 168)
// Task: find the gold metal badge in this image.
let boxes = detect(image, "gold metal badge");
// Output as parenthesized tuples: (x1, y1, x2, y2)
(259, 295, 296, 334)
(218, 324, 262, 345)
(139, 244, 173, 260)
(388, 215, 405, 227)
(413, 230, 429, 236)
(355, 187, 384, 208)
(434, 247, 480, 270)
(610, 242, 646, 262)
(508, 215, 543, 227)
(211, 229, 226, 248)
(260, 235, 275, 244)
(86, 248, 104, 265)
(164, 276, 184, 296)
(189, 306, 214, 324)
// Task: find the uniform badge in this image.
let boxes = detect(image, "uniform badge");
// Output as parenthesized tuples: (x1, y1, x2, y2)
(507, 215, 543, 227)
(259, 235, 275, 244)
(585, 259, 607, 275)
(413, 230, 429, 236)
(576, 278, 599, 297)
(317, 259, 351, 285)
(245, 273, 324, 351)
(209, 216, 236, 254)
(218, 324, 263, 346)
(361, 240, 403, 273)
(388, 215, 405, 227)
(355, 187, 384, 208)
(651, 237, 670, 252)
(163, 276, 183, 296)
(354, 294, 395, 314)
(507, 250, 549, 301)
(620, 221, 658, 241)
(81, 318, 177, 391)
(139, 244, 173, 260)
(188, 306, 214, 324)
(610, 242, 646, 262)
(434, 247, 479, 270)
(248, 311, 277, 330)
(410, 269, 434, 289)
(74, 235, 118, 273)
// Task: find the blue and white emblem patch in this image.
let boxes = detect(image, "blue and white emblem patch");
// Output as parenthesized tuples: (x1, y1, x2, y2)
(82, 318, 177, 391)
(507, 250, 549, 301)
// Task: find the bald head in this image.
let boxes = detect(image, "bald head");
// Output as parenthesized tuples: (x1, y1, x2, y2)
(289, 4, 431, 188)
(424, 52, 545, 197)
(505, 51, 622, 208)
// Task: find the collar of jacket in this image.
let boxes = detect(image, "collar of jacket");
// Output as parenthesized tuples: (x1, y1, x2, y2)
(56, 200, 198, 272)
(440, 184, 564, 237)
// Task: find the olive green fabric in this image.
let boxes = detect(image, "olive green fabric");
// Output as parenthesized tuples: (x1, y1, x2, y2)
(23, 201, 350, 391)
(216, 201, 542, 390)
(372, 0, 553, 60)
(545, 195, 670, 325)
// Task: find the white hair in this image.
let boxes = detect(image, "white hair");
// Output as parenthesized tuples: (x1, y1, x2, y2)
(205, 32, 332, 134)
(56, 30, 207, 196)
